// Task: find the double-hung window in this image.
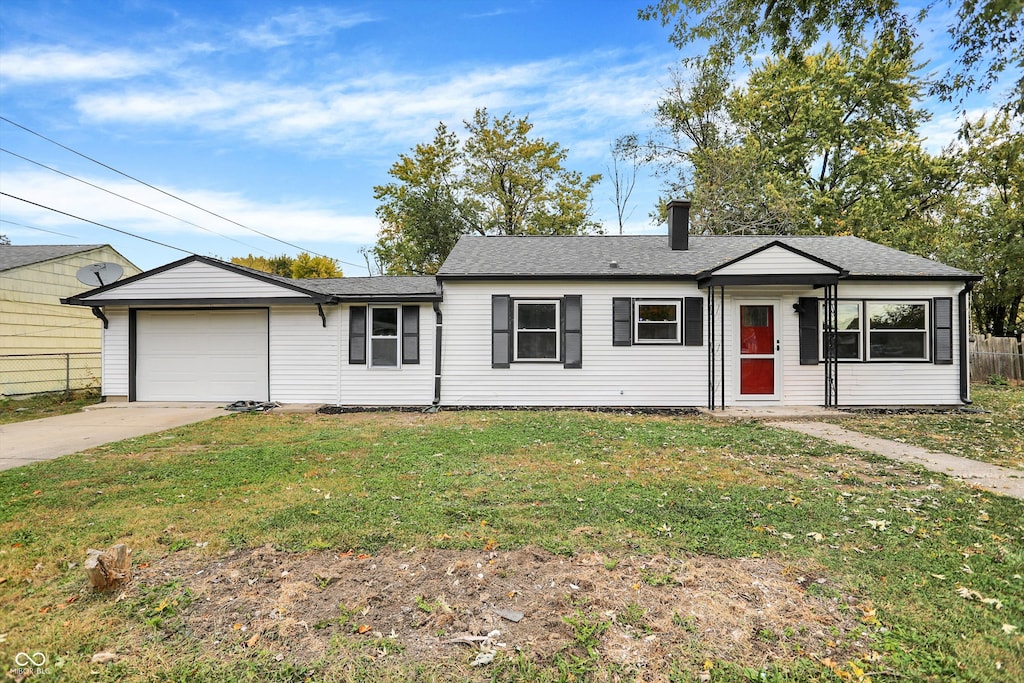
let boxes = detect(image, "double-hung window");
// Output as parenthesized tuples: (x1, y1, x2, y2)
(634, 300, 680, 343)
(867, 302, 928, 360)
(514, 300, 560, 361)
(370, 306, 399, 367)
(821, 302, 862, 360)
(819, 301, 929, 360)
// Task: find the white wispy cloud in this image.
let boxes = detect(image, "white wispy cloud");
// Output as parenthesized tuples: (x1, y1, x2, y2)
(0, 169, 380, 248)
(0, 47, 166, 83)
(71, 48, 672, 157)
(237, 7, 376, 48)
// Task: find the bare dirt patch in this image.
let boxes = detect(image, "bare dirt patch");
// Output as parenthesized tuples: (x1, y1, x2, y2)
(127, 546, 868, 675)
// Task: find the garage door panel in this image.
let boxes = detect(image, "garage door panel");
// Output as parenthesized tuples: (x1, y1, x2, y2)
(136, 310, 269, 401)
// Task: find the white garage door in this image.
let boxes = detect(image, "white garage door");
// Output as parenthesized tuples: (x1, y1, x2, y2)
(136, 309, 269, 401)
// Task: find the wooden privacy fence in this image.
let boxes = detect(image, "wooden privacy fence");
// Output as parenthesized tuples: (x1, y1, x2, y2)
(970, 335, 1024, 382)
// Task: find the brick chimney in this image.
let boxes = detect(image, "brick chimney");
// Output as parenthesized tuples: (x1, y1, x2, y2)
(667, 200, 690, 251)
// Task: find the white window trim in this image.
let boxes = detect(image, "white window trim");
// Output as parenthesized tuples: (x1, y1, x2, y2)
(514, 299, 560, 362)
(634, 299, 681, 344)
(369, 305, 401, 369)
(819, 301, 863, 361)
(865, 300, 930, 362)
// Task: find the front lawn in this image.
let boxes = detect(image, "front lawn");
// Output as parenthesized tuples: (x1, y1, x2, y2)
(834, 385, 1024, 471)
(0, 411, 1020, 681)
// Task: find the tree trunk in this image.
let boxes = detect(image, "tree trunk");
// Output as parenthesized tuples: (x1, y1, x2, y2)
(85, 544, 132, 592)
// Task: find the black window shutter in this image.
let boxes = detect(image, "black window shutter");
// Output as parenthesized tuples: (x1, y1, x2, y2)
(798, 297, 819, 365)
(349, 306, 366, 364)
(492, 295, 511, 368)
(612, 297, 632, 346)
(934, 297, 953, 364)
(402, 305, 420, 365)
(683, 297, 703, 346)
(563, 295, 582, 368)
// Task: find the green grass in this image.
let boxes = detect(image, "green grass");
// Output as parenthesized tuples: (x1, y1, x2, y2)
(834, 385, 1024, 471)
(0, 389, 102, 424)
(0, 409, 1021, 682)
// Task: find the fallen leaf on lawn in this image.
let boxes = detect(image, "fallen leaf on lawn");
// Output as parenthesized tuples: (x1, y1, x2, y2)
(90, 652, 117, 664)
(807, 532, 824, 542)
(357, 553, 371, 560)
(357, 624, 372, 634)
(981, 597, 1004, 609)
(232, 623, 243, 630)
(1002, 624, 1017, 634)
(930, 574, 946, 580)
(246, 633, 260, 647)
(865, 519, 889, 531)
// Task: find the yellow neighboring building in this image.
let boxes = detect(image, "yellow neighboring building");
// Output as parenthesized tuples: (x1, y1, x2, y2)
(1, 245, 140, 396)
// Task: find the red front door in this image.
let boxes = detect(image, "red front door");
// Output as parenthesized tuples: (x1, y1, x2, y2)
(739, 304, 776, 396)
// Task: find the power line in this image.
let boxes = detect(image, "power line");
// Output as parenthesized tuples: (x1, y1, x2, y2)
(0, 115, 365, 269)
(0, 218, 77, 239)
(0, 146, 271, 256)
(0, 192, 193, 255)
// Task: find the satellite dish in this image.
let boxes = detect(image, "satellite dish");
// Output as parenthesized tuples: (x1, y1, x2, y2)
(76, 262, 124, 288)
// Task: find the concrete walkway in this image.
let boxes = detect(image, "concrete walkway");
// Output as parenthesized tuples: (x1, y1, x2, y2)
(0, 402, 226, 471)
(768, 420, 1024, 501)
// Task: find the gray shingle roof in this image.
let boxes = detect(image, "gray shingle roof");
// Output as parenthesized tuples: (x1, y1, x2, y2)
(436, 234, 979, 280)
(0, 245, 106, 272)
(298, 275, 440, 298)
(199, 258, 439, 298)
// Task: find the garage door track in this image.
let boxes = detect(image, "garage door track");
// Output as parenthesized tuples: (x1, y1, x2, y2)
(0, 403, 226, 471)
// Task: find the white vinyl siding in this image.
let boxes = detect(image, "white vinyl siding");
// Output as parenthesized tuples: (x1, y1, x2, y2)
(339, 303, 434, 406)
(269, 305, 340, 403)
(77, 260, 302, 302)
(441, 281, 706, 407)
(100, 307, 129, 397)
(713, 245, 839, 276)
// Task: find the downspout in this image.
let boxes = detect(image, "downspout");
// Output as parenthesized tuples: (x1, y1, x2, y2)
(430, 301, 443, 410)
(959, 282, 975, 405)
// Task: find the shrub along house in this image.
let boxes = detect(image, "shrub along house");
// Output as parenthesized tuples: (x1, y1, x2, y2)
(63, 202, 980, 408)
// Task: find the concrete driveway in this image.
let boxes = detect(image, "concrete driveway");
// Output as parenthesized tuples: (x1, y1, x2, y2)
(0, 402, 226, 471)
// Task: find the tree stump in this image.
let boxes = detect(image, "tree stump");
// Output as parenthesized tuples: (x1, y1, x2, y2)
(85, 544, 132, 591)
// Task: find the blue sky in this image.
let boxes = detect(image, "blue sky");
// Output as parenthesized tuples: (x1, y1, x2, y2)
(0, 1, 1009, 275)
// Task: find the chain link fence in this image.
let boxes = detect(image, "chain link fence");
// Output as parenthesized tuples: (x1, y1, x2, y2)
(0, 353, 101, 397)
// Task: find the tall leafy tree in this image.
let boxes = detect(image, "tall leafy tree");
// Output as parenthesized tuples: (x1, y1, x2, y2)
(370, 109, 601, 275)
(370, 123, 472, 275)
(231, 252, 342, 278)
(938, 113, 1024, 335)
(639, 0, 1024, 112)
(651, 42, 942, 246)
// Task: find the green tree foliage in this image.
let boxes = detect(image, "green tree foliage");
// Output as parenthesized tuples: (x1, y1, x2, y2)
(651, 43, 943, 247)
(938, 114, 1024, 335)
(370, 108, 602, 275)
(639, 0, 1024, 113)
(230, 253, 342, 279)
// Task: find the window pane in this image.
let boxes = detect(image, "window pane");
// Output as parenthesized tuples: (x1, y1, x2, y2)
(371, 338, 398, 366)
(870, 332, 926, 359)
(372, 308, 398, 336)
(517, 331, 556, 359)
(869, 303, 925, 330)
(518, 303, 556, 330)
(741, 307, 769, 328)
(638, 304, 677, 322)
(637, 322, 678, 340)
(837, 303, 860, 331)
(835, 331, 861, 359)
